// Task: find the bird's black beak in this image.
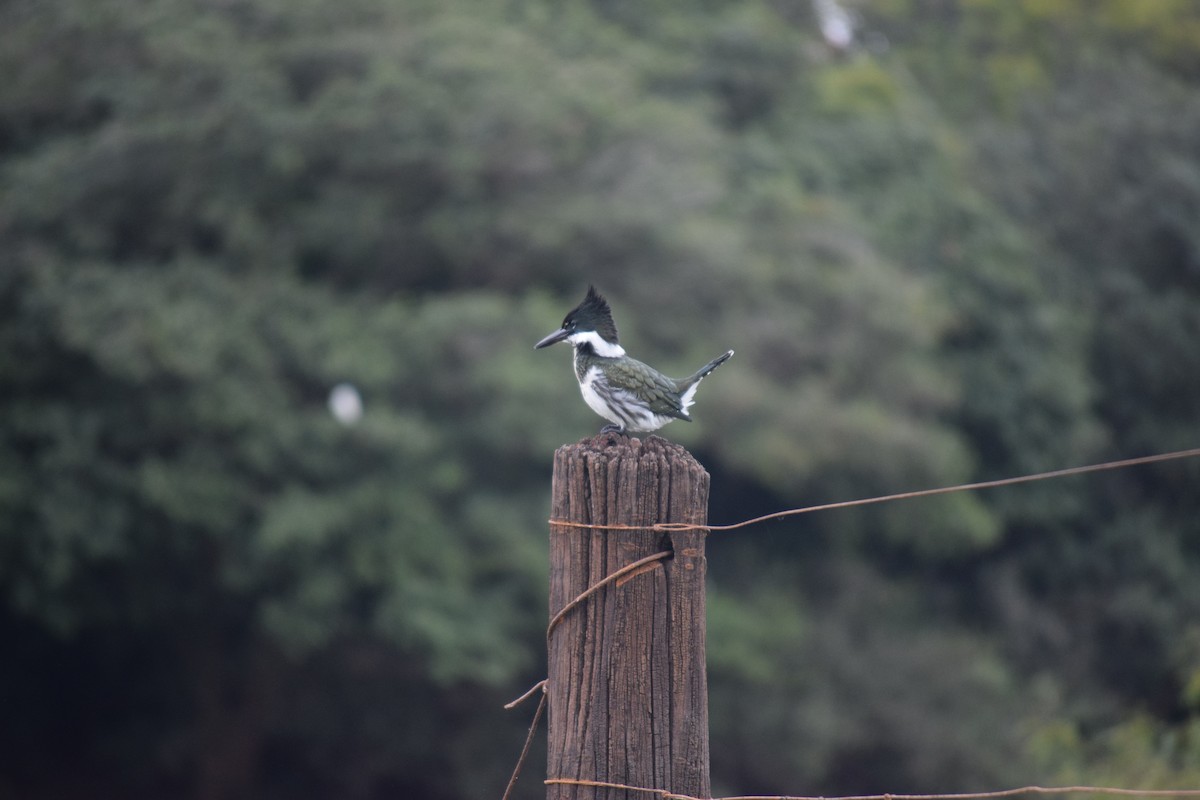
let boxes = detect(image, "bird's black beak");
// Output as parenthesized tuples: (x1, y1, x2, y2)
(535, 328, 570, 349)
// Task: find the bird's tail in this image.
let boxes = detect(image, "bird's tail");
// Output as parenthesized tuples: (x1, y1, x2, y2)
(683, 350, 734, 386)
(677, 350, 734, 412)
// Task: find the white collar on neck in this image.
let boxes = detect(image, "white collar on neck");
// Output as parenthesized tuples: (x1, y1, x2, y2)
(568, 330, 625, 358)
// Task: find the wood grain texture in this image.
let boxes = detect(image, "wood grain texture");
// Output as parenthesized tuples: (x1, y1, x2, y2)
(548, 433, 710, 800)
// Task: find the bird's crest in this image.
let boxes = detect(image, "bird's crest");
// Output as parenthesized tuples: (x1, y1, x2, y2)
(564, 285, 620, 344)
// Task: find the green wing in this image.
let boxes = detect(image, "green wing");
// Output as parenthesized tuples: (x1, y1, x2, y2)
(605, 358, 690, 420)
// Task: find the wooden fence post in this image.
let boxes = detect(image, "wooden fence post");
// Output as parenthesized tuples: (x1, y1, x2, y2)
(547, 433, 711, 799)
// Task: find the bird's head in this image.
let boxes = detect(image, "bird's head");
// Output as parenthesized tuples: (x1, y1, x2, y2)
(535, 286, 624, 356)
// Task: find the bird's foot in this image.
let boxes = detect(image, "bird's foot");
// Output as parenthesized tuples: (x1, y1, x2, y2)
(599, 424, 627, 435)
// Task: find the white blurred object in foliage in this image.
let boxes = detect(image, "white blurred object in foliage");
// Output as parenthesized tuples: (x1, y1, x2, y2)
(813, 0, 855, 50)
(328, 382, 363, 425)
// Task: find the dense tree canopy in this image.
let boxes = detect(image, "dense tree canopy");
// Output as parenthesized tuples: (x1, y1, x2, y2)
(2, 0, 1199, 798)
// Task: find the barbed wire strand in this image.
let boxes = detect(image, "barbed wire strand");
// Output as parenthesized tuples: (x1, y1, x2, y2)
(545, 776, 672, 796)
(545, 776, 1200, 800)
(505, 679, 547, 711)
(545, 549, 672, 639)
(548, 446, 1200, 533)
(500, 687, 547, 800)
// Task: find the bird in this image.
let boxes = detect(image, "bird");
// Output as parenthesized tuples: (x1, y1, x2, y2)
(535, 286, 733, 434)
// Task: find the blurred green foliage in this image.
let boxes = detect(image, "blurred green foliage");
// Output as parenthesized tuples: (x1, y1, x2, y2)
(2, 0, 1200, 797)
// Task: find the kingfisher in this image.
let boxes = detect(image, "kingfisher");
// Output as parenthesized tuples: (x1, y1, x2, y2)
(535, 286, 733, 434)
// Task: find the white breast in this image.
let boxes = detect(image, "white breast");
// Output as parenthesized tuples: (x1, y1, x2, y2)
(579, 366, 620, 424)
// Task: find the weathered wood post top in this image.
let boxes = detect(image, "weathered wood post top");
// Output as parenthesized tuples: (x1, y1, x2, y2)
(547, 432, 711, 799)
